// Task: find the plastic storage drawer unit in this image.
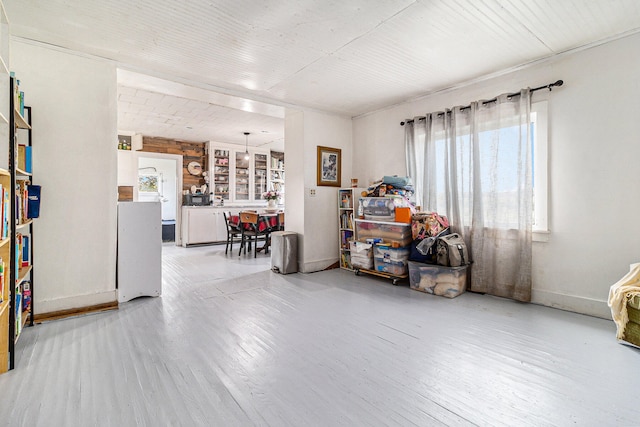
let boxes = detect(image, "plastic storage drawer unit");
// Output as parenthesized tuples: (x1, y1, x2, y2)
(354, 219, 412, 247)
(350, 241, 373, 270)
(374, 244, 410, 275)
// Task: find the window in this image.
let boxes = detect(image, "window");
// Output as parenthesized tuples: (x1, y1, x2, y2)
(417, 100, 548, 238)
(138, 173, 160, 193)
(531, 101, 549, 238)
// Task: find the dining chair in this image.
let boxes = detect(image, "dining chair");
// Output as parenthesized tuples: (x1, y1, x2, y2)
(223, 211, 243, 255)
(277, 212, 285, 231)
(238, 211, 270, 257)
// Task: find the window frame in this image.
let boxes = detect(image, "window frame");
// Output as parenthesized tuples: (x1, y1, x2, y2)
(531, 101, 549, 241)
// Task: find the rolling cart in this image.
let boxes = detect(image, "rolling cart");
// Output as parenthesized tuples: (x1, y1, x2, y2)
(354, 267, 408, 286)
(353, 219, 412, 286)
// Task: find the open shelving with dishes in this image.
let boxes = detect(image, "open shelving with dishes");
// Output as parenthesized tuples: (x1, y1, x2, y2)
(207, 142, 284, 205)
(254, 153, 268, 200)
(212, 149, 230, 200)
(269, 151, 284, 201)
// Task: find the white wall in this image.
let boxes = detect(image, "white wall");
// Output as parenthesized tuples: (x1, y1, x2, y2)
(353, 33, 640, 319)
(285, 109, 353, 273)
(11, 41, 118, 314)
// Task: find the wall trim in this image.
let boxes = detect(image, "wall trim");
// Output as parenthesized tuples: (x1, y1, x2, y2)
(34, 301, 118, 323)
(36, 290, 118, 316)
(532, 289, 612, 320)
(299, 258, 338, 273)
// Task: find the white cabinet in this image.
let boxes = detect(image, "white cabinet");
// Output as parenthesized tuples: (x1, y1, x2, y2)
(181, 206, 244, 246)
(182, 207, 217, 245)
(117, 202, 162, 302)
(208, 142, 275, 204)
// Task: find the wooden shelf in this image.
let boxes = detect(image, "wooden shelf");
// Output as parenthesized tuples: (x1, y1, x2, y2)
(0, 299, 9, 317)
(16, 168, 31, 177)
(17, 265, 32, 285)
(14, 108, 30, 130)
(0, 237, 9, 248)
(16, 219, 33, 230)
(20, 309, 30, 329)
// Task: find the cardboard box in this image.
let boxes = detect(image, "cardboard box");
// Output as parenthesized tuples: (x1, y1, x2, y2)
(408, 261, 468, 298)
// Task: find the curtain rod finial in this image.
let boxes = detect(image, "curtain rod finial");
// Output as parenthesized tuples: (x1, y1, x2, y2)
(549, 80, 564, 90)
(400, 121, 405, 126)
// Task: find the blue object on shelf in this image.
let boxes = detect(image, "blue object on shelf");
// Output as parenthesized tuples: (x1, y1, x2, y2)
(27, 185, 41, 219)
(25, 146, 32, 173)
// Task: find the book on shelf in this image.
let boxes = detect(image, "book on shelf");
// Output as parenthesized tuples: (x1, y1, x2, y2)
(0, 258, 4, 303)
(341, 252, 352, 269)
(21, 235, 30, 268)
(25, 146, 32, 173)
(27, 185, 41, 219)
(340, 212, 354, 229)
(340, 230, 353, 249)
(15, 233, 22, 273)
(0, 184, 5, 239)
(2, 185, 8, 238)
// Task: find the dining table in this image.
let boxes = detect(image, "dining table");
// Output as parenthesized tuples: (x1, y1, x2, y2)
(228, 211, 281, 233)
(229, 211, 283, 253)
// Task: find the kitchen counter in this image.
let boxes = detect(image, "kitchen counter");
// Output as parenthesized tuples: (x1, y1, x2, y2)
(181, 205, 284, 246)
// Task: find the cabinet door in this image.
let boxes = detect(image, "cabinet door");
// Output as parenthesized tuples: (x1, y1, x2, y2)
(213, 149, 230, 200)
(215, 211, 228, 242)
(254, 153, 268, 200)
(186, 209, 217, 244)
(234, 151, 250, 201)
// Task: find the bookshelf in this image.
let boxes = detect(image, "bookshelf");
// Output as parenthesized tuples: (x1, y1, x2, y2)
(0, 169, 10, 373)
(8, 77, 34, 371)
(338, 188, 363, 271)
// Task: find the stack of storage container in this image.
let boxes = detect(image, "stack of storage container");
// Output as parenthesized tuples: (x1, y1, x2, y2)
(407, 212, 470, 298)
(353, 195, 413, 279)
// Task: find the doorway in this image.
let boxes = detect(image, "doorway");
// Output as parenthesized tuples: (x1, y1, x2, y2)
(133, 152, 183, 246)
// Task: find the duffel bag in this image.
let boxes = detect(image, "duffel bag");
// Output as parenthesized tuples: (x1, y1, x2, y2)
(436, 233, 469, 267)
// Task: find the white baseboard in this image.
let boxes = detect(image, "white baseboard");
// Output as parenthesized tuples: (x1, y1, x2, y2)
(36, 290, 118, 315)
(532, 288, 612, 320)
(299, 258, 337, 273)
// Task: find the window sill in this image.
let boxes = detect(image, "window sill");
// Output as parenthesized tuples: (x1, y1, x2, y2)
(533, 230, 550, 243)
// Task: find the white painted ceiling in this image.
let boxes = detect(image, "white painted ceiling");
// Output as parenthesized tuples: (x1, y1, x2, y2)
(5, 0, 640, 146)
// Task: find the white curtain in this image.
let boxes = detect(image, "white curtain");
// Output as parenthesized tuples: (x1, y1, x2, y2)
(405, 90, 532, 302)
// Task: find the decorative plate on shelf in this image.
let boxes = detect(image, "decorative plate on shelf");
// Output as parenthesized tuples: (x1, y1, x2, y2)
(187, 161, 202, 176)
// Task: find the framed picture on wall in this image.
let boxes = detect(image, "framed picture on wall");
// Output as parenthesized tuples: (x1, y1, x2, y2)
(317, 146, 341, 187)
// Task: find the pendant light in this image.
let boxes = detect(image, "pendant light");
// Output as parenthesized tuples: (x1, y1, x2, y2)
(244, 132, 250, 160)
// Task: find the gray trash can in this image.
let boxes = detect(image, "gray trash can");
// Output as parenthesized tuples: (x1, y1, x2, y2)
(271, 231, 298, 274)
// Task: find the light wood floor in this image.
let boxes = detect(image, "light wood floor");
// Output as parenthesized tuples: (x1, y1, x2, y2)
(1, 243, 638, 426)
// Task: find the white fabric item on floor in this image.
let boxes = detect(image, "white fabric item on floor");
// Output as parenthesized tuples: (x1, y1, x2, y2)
(608, 262, 640, 339)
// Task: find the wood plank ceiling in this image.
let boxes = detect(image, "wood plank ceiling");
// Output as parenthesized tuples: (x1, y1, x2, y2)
(5, 0, 640, 145)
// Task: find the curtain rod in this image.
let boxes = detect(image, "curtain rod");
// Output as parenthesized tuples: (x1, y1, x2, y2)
(400, 79, 563, 126)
